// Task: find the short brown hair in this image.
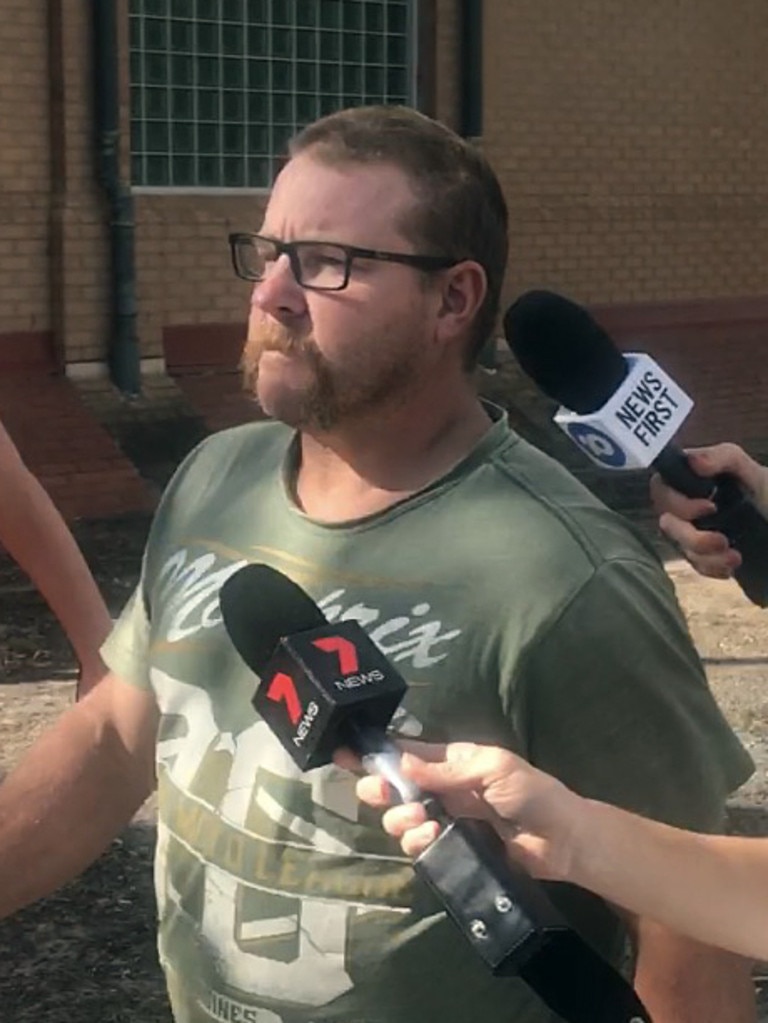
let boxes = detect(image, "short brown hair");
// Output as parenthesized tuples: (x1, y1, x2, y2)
(290, 105, 508, 366)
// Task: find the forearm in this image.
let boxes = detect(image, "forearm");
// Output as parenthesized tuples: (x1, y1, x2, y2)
(572, 799, 768, 961)
(0, 467, 111, 666)
(0, 691, 154, 918)
(632, 918, 756, 1023)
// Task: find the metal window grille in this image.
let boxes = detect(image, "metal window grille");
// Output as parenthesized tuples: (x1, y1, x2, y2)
(129, 0, 416, 189)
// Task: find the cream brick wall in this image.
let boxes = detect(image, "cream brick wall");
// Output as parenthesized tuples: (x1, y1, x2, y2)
(4, 2, 768, 368)
(133, 194, 264, 359)
(478, 0, 768, 307)
(0, 3, 51, 338)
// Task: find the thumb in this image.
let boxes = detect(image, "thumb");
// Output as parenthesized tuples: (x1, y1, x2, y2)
(399, 751, 481, 793)
(401, 745, 520, 794)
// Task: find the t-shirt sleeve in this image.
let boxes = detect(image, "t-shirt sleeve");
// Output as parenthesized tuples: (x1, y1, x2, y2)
(514, 557, 753, 833)
(101, 577, 153, 690)
(99, 431, 229, 691)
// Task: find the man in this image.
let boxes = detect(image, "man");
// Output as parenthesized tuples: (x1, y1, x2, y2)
(651, 442, 768, 577)
(0, 106, 757, 1022)
(0, 419, 110, 694)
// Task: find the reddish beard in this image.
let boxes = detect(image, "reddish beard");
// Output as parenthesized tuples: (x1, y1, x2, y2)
(241, 321, 309, 389)
(244, 319, 308, 376)
(241, 321, 340, 429)
(241, 316, 422, 431)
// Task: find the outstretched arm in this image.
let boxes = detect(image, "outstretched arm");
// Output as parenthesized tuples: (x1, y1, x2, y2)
(0, 420, 112, 694)
(0, 671, 157, 918)
(356, 742, 768, 962)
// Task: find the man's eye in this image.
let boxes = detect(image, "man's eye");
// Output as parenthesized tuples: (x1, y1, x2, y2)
(311, 251, 345, 267)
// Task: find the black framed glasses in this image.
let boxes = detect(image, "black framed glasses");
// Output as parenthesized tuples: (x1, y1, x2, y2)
(228, 232, 462, 291)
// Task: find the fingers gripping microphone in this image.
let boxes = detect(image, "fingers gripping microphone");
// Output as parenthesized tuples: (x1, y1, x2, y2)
(220, 564, 653, 1023)
(504, 290, 768, 607)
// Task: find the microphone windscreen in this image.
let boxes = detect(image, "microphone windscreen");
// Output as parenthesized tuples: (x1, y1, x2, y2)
(220, 563, 327, 675)
(503, 290, 628, 414)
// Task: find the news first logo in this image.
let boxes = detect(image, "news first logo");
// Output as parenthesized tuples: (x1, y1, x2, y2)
(554, 353, 694, 470)
(565, 424, 627, 468)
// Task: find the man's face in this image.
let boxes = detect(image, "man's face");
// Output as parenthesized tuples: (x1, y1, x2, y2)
(243, 152, 442, 432)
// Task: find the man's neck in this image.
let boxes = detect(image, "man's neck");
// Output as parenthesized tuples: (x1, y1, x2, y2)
(293, 386, 493, 523)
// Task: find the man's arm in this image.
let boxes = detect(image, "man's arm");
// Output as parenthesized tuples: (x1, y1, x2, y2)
(0, 421, 112, 694)
(0, 671, 157, 918)
(516, 557, 756, 1022)
(633, 919, 756, 1023)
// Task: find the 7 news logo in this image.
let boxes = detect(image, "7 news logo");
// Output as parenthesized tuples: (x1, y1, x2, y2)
(314, 635, 385, 690)
(253, 622, 406, 770)
(264, 633, 384, 748)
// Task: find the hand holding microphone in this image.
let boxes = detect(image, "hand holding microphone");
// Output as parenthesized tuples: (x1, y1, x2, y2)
(219, 563, 654, 1023)
(219, 563, 568, 972)
(504, 290, 768, 605)
(352, 740, 585, 882)
(650, 443, 768, 579)
(357, 739, 768, 963)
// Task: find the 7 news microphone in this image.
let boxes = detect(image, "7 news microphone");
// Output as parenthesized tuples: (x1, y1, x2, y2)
(220, 563, 653, 1023)
(504, 289, 768, 606)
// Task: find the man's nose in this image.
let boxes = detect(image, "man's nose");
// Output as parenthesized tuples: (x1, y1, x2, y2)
(252, 254, 307, 318)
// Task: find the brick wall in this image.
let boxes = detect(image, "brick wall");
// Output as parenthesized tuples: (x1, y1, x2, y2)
(3, 0, 768, 432)
(429, 0, 768, 445)
(51, 0, 114, 365)
(480, 0, 768, 307)
(0, 2, 113, 369)
(0, 3, 52, 353)
(133, 194, 258, 362)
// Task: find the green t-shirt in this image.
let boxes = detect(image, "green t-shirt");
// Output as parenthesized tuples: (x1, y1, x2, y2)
(103, 410, 752, 1023)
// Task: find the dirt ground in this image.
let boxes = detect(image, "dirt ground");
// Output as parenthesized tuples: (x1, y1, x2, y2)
(0, 512, 767, 1020)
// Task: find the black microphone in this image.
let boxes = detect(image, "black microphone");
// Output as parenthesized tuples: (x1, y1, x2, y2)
(220, 561, 425, 803)
(220, 562, 555, 962)
(504, 289, 768, 606)
(219, 563, 653, 1023)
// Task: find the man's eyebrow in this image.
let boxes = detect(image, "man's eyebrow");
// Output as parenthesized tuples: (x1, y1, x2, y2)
(251, 230, 353, 245)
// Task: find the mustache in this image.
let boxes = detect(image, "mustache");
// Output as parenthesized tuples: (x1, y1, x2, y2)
(249, 326, 314, 357)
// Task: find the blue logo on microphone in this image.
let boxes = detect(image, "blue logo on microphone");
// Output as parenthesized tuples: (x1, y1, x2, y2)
(566, 424, 627, 468)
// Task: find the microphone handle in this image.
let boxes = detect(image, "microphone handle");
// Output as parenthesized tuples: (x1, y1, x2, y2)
(412, 802, 653, 1022)
(651, 445, 714, 500)
(342, 719, 555, 958)
(342, 718, 449, 822)
(653, 445, 768, 607)
(343, 721, 652, 1019)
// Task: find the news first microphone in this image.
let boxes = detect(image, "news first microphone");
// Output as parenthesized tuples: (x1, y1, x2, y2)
(504, 289, 768, 607)
(219, 563, 653, 1023)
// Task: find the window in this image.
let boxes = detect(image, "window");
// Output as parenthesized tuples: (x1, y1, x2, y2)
(129, 0, 416, 189)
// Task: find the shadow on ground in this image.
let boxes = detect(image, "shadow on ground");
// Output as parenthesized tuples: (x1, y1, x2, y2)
(0, 823, 170, 1023)
(0, 513, 150, 683)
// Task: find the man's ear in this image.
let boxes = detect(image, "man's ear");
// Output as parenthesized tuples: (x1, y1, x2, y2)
(435, 261, 488, 344)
